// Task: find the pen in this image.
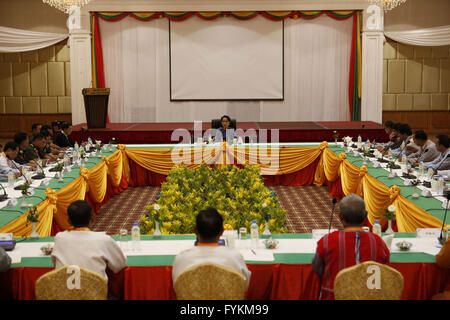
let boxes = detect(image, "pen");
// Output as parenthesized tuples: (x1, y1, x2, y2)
(251, 249, 256, 255)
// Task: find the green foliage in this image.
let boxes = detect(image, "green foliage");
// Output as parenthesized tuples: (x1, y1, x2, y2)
(140, 164, 287, 235)
(26, 205, 39, 225)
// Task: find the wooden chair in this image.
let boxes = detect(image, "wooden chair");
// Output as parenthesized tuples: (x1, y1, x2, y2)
(35, 265, 107, 300)
(174, 263, 246, 300)
(334, 261, 404, 300)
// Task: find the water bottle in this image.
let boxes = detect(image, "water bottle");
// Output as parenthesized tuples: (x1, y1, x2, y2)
(438, 175, 445, 195)
(372, 220, 382, 237)
(250, 220, 259, 249)
(8, 169, 15, 188)
(131, 222, 141, 251)
(419, 160, 424, 177)
(358, 135, 362, 143)
(74, 142, 79, 151)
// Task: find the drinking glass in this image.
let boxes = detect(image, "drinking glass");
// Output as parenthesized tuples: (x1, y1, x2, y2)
(239, 227, 247, 240)
(119, 229, 128, 250)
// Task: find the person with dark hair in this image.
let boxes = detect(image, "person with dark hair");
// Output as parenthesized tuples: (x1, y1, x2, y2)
(0, 141, 23, 180)
(22, 133, 51, 166)
(390, 123, 414, 157)
(51, 200, 127, 281)
(312, 194, 390, 300)
(424, 134, 450, 172)
(30, 123, 42, 144)
(215, 115, 236, 143)
(40, 130, 62, 161)
(378, 122, 401, 153)
(408, 130, 440, 166)
(54, 122, 74, 148)
(172, 208, 251, 289)
(13, 132, 30, 165)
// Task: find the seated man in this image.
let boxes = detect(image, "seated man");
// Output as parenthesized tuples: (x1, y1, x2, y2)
(13, 132, 31, 166)
(39, 130, 62, 161)
(172, 208, 251, 290)
(51, 200, 127, 280)
(312, 194, 390, 300)
(379, 122, 401, 153)
(408, 130, 440, 167)
(23, 134, 51, 167)
(424, 134, 450, 172)
(54, 122, 74, 148)
(0, 141, 23, 180)
(390, 123, 413, 157)
(29, 123, 42, 145)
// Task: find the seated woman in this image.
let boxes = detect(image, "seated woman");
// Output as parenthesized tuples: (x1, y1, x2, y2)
(215, 115, 236, 143)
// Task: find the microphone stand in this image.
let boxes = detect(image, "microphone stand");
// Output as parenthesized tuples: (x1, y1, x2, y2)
(0, 183, 8, 202)
(328, 198, 338, 233)
(11, 161, 31, 190)
(438, 190, 450, 245)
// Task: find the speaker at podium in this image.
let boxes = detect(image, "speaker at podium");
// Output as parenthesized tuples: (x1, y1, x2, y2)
(82, 88, 110, 129)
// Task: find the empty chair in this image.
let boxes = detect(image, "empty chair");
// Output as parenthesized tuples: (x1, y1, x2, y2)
(334, 261, 404, 300)
(35, 265, 107, 300)
(174, 263, 246, 300)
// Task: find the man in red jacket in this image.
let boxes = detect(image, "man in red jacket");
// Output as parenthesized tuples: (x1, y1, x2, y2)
(312, 193, 390, 300)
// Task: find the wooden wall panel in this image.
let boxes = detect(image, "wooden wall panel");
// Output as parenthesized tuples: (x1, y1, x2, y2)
(0, 114, 71, 139)
(383, 111, 450, 137)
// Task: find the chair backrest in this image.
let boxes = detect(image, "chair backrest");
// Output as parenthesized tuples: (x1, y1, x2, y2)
(211, 119, 236, 130)
(35, 265, 108, 300)
(174, 263, 246, 300)
(334, 261, 404, 300)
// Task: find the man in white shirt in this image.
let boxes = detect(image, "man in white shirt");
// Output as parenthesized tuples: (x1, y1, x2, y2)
(172, 208, 251, 290)
(0, 141, 23, 181)
(408, 130, 440, 166)
(424, 135, 450, 172)
(51, 200, 127, 281)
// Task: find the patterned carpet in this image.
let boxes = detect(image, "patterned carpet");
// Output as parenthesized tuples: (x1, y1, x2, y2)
(90, 185, 344, 235)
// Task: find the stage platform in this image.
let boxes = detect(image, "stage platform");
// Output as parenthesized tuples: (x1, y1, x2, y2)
(71, 121, 387, 144)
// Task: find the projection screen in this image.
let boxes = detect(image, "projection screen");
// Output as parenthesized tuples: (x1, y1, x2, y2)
(169, 17, 284, 101)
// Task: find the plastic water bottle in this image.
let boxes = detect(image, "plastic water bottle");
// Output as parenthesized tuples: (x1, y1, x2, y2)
(131, 222, 141, 251)
(8, 169, 15, 188)
(419, 160, 424, 177)
(250, 220, 259, 249)
(372, 220, 382, 237)
(74, 142, 79, 151)
(438, 175, 445, 195)
(358, 135, 362, 143)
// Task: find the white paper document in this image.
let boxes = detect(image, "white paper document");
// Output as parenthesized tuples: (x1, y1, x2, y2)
(240, 249, 275, 261)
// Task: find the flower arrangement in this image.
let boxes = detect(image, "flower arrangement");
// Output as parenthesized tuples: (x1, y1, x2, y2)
(381, 204, 396, 221)
(26, 205, 39, 226)
(140, 164, 287, 235)
(21, 181, 31, 196)
(333, 131, 339, 142)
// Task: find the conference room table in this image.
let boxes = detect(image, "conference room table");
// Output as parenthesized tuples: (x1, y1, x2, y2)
(1, 232, 449, 300)
(0, 142, 449, 299)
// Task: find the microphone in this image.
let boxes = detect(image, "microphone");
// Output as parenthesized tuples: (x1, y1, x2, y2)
(438, 188, 450, 245)
(11, 161, 31, 190)
(328, 198, 338, 233)
(0, 183, 8, 202)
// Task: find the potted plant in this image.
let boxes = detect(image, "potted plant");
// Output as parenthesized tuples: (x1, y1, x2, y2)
(20, 182, 31, 208)
(387, 160, 397, 178)
(146, 203, 162, 238)
(26, 205, 40, 238)
(381, 204, 396, 235)
(411, 179, 420, 198)
(333, 131, 339, 145)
